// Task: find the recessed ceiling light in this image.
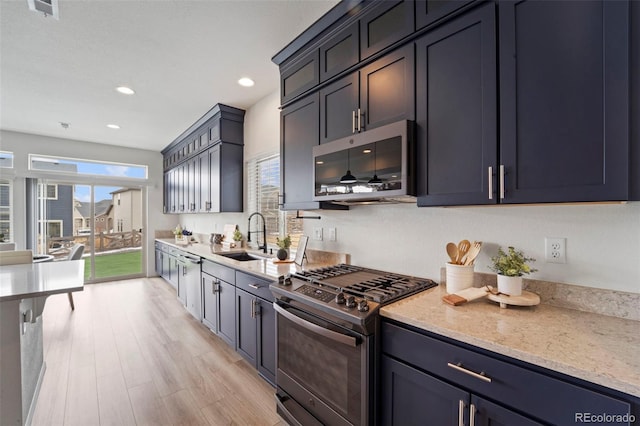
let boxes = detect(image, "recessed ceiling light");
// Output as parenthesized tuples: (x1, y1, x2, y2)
(238, 77, 255, 87)
(106, 124, 120, 129)
(115, 86, 135, 95)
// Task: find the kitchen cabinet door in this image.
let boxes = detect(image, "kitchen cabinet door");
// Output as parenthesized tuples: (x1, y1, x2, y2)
(256, 299, 276, 385)
(472, 395, 543, 426)
(319, 72, 359, 144)
(186, 157, 198, 213)
(202, 273, 218, 332)
(217, 280, 236, 348)
(320, 22, 359, 82)
(320, 45, 414, 145)
(236, 288, 257, 366)
(217, 143, 243, 212)
(280, 93, 321, 210)
(197, 150, 210, 212)
(359, 0, 414, 60)
(176, 164, 186, 213)
(381, 354, 469, 426)
(415, 0, 474, 30)
(359, 44, 414, 132)
(416, 3, 497, 206)
(499, 0, 630, 203)
(280, 49, 320, 105)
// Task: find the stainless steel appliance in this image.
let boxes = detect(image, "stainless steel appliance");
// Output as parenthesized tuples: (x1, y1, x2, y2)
(312, 120, 415, 204)
(270, 264, 437, 426)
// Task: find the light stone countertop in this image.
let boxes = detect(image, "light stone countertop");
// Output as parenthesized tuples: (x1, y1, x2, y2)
(155, 239, 340, 281)
(380, 284, 640, 398)
(0, 260, 84, 301)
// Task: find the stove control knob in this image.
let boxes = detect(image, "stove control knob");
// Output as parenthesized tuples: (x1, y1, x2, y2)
(278, 275, 285, 285)
(345, 295, 356, 308)
(284, 276, 292, 286)
(335, 292, 346, 305)
(357, 300, 370, 312)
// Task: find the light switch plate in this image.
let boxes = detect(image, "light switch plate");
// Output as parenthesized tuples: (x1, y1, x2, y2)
(327, 227, 336, 241)
(313, 227, 323, 241)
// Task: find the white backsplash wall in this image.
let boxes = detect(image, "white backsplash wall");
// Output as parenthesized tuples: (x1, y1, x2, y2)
(303, 202, 640, 294)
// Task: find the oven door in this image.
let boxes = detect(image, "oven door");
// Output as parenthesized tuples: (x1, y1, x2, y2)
(274, 302, 371, 426)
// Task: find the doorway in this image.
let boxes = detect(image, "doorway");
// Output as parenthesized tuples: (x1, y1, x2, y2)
(33, 180, 145, 282)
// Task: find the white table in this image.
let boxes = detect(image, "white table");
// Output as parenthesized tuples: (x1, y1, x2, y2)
(0, 260, 84, 426)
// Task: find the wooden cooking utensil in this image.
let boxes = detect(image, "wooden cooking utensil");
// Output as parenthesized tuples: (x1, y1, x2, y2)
(446, 242, 458, 264)
(456, 240, 471, 264)
(463, 241, 482, 266)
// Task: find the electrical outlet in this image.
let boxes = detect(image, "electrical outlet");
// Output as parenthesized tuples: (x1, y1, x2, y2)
(545, 237, 566, 264)
(313, 227, 323, 241)
(327, 227, 336, 241)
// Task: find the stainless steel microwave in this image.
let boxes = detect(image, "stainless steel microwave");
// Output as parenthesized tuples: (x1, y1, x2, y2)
(312, 120, 415, 204)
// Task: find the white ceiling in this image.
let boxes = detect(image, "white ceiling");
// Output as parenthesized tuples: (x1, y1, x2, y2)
(0, 0, 339, 152)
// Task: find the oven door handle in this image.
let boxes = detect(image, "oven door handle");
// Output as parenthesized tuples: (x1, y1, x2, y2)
(274, 303, 358, 347)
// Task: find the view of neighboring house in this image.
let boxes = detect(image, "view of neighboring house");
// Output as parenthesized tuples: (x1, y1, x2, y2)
(72, 188, 141, 235)
(73, 199, 112, 235)
(110, 188, 142, 232)
(38, 183, 74, 238)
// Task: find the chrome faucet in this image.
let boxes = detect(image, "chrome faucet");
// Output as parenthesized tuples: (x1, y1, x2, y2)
(247, 212, 267, 253)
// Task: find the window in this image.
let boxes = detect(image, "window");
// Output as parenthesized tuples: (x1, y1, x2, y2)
(29, 154, 147, 179)
(117, 219, 123, 232)
(38, 183, 58, 200)
(0, 180, 12, 241)
(247, 155, 303, 249)
(0, 151, 13, 169)
(38, 220, 63, 238)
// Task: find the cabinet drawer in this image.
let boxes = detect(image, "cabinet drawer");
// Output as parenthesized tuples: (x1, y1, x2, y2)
(236, 271, 274, 303)
(202, 260, 235, 284)
(382, 322, 630, 425)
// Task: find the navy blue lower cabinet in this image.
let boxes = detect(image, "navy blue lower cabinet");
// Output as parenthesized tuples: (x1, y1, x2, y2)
(380, 321, 632, 426)
(471, 395, 542, 426)
(381, 354, 470, 425)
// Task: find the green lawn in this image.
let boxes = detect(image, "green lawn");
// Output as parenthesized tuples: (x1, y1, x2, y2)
(84, 250, 142, 280)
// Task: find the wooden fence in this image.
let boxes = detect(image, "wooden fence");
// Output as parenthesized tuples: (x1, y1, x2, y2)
(45, 230, 142, 259)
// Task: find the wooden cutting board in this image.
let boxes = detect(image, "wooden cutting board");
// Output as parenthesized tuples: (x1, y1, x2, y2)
(442, 287, 488, 306)
(487, 290, 540, 309)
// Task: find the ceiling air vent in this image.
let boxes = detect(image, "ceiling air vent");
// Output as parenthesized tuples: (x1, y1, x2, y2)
(27, 0, 59, 19)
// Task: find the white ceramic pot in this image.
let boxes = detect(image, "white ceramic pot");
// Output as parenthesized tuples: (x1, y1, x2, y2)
(496, 274, 523, 296)
(445, 263, 475, 294)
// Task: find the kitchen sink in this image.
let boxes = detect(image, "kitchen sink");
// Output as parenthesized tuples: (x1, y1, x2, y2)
(217, 251, 269, 262)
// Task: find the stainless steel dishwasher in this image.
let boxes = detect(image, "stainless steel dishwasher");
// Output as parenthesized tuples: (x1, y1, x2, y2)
(179, 254, 203, 320)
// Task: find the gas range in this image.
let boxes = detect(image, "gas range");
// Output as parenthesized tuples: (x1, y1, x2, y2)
(270, 264, 437, 334)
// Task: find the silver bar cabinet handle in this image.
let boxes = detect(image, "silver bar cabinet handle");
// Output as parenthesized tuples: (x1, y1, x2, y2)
(488, 166, 493, 200)
(499, 164, 505, 200)
(352, 110, 356, 133)
(447, 362, 492, 383)
(357, 108, 362, 132)
(470, 403, 477, 426)
(458, 400, 465, 426)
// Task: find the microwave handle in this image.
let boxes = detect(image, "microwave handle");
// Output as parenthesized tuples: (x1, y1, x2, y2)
(274, 303, 358, 347)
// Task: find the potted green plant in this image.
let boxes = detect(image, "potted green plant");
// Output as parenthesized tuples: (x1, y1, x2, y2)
(233, 229, 243, 248)
(276, 234, 291, 260)
(489, 246, 537, 296)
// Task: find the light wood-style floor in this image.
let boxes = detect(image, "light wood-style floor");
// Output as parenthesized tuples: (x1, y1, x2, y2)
(31, 277, 284, 426)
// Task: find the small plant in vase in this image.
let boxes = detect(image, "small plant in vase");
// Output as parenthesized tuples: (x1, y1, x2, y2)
(276, 235, 291, 260)
(233, 229, 243, 248)
(489, 246, 537, 296)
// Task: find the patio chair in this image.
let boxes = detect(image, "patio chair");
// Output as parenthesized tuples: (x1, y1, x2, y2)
(66, 244, 85, 310)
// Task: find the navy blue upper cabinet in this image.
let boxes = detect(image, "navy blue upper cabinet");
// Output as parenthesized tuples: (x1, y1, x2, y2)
(419, 0, 632, 206)
(320, 45, 415, 144)
(320, 22, 360, 82)
(416, 3, 497, 206)
(499, 0, 630, 203)
(280, 50, 320, 105)
(415, 0, 475, 30)
(360, 0, 414, 60)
